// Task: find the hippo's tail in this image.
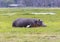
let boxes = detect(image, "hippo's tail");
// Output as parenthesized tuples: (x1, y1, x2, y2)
(12, 21, 16, 27)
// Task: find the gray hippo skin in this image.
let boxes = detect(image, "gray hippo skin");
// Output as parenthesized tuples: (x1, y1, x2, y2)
(12, 18, 46, 27)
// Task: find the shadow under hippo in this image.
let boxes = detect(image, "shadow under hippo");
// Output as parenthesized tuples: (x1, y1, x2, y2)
(12, 18, 46, 28)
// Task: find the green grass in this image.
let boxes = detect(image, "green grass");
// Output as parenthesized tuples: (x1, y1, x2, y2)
(0, 8, 60, 42)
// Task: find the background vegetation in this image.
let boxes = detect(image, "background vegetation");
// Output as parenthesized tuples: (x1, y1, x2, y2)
(0, 8, 60, 42)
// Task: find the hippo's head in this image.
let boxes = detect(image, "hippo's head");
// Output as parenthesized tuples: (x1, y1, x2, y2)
(35, 19, 46, 27)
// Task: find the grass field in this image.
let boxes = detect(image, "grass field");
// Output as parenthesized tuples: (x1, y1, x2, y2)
(0, 8, 60, 42)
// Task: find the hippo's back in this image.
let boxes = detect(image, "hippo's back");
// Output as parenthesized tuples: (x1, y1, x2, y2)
(13, 18, 37, 27)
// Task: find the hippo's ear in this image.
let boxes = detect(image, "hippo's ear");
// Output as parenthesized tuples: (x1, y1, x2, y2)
(38, 19, 40, 21)
(38, 19, 43, 21)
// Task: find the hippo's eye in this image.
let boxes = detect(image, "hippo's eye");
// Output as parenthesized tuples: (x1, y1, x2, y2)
(35, 21, 37, 23)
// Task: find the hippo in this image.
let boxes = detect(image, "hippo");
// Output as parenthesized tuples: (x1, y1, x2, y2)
(12, 18, 46, 28)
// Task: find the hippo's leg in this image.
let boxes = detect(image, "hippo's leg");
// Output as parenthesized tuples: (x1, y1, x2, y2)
(26, 25, 31, 28)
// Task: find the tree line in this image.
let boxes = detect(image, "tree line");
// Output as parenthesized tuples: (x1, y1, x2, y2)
(0, 0, 60, 7)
